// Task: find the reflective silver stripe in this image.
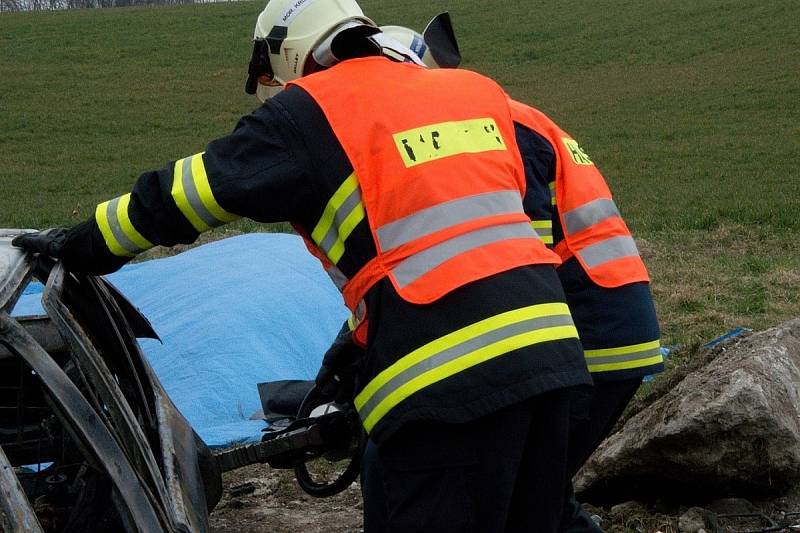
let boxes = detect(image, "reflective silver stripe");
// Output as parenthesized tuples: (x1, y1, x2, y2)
(584, 345, 662, 366)
(325, 265, 349, 290)
(347, 300, 367, 331)
(357, 314, 575, 424)
(180, 157, 223, 228)
(317, 187, 362, 254)
(563, 198, 621, 235)
(105, 197, 142, 254)
(392, 222, 538, 288)
(355, 300, 366, 321)
(578, 235, 640, 268)
(533, 226, 552, 239)
(376, 190, 524, 251)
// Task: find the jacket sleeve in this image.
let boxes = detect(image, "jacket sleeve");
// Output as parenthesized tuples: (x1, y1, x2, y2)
(58, 97, 314, 275)
(514, 122, 557, 248)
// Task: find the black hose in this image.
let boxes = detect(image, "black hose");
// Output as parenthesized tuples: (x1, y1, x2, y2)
(293, 385, 366, 498)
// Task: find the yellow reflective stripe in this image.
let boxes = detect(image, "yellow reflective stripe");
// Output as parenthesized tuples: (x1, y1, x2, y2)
(583, 340, 661, 358)
(393, 118, 507, 168)
(116, 194, 153, 251)
(584, 340, 663, 373)
(357, 303, 572, 408)
(359, 320, 578, 433)
(190, 154, 239, 224)
(95, 200, 134, 257)
(549, 181, 556, 206)
(347, 315, 356, 331)
(311, 173, 359, 243)
(355, 302, 575, 427)
(531, 220, 553, 245)
(172, 157, 211, 232)
(311, 173, 364, 264)
(587, 354, 664, 373)
(326, 202, 365, 264)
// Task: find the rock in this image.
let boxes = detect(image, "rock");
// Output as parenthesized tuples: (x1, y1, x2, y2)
(678, 507, 707, 532)
(224, 498, 245, 509)
(652, 499, 677, 515)
(706, 497, 755, 515)
(576, 319, 800, 502)
(610, 500, 646, 516)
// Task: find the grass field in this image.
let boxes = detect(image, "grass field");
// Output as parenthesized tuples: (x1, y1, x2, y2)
(1, 0, 798, 348)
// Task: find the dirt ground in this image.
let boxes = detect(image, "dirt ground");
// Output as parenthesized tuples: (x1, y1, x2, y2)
(209, 463, 363, 533)
(209, 463, 800, 533)
(206, 329, 800, 533)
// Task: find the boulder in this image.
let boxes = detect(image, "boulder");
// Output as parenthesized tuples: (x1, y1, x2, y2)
(576, 319, 800, 502)
(678, 507, 707, 533)
(705, 497, 755, 515)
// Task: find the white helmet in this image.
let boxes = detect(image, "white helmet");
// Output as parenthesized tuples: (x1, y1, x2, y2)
(246, 0, 375, 102)
(380, 13, 461, 70)
(379, 26, 437, 68)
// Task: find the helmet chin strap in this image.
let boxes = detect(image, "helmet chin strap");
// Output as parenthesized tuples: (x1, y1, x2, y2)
(312, 22, 425, 69)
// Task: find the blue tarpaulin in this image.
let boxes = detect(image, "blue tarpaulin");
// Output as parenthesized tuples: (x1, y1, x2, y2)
(11, 232, 755, 446)
(12, 233, 349, 447)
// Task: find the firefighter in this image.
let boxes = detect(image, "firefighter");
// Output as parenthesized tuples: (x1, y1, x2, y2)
(13, 1, 592, 531)
(510, 99, 664, 533)
(371, 23, 665, 533)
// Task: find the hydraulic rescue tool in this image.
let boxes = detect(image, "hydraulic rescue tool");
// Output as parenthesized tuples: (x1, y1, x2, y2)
(214, 384, 365, 498)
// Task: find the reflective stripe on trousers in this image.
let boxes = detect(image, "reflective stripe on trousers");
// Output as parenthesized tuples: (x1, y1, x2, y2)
(584, 339, 662, 373)
(95, 193, 153, 257)
(354, 302, 579, 433)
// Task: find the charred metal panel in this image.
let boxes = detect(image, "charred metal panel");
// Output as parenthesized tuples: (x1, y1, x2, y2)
(0, 310, 170, 531)
(42, 266, 171, 508)
(0, 316, 65, 360)
(0, 235, 218, 532)
(0, 230, 35, 314)
(0, 444, 44, 533)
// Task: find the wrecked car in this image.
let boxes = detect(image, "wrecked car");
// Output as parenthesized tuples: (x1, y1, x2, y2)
(0, 230, 362, 532)
(0, 229, 222, 532)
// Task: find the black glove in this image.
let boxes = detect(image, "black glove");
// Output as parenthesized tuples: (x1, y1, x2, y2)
(315, 325, 365, 404)
(12, 228, 68, 258)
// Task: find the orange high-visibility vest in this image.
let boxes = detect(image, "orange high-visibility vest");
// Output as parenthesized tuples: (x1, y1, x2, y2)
(290, 58, 560, 330)
(508, 100, 649, 288)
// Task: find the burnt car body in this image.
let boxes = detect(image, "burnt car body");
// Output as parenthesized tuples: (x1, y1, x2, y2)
(0, 230, 221, 532)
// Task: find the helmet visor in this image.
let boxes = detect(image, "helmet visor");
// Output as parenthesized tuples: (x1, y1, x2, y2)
(245, 38, 274, 95)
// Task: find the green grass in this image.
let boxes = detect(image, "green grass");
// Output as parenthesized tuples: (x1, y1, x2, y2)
(1, 0, 799, 346)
